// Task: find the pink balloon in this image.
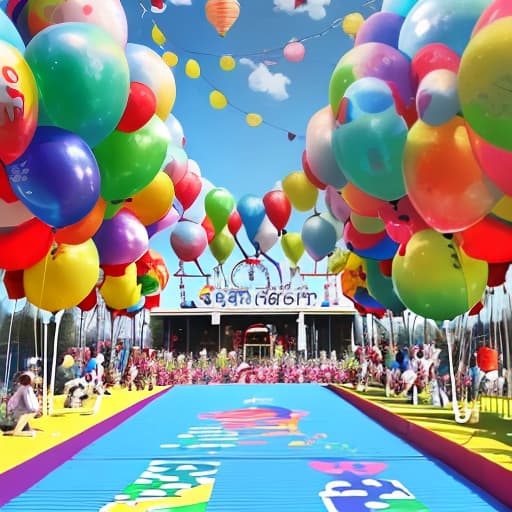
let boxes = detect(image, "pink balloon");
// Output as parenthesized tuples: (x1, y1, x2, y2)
(164, 158, 188, 185)
(283, 41, 306, 62)
(146, 205, 181, 238)
(170, 220, 208, 261)
(344, 221, 386, 250)
(325, 185, 351, 222)
(473, 0, 512, 36)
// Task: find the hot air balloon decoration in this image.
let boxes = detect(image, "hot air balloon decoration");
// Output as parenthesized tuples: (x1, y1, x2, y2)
(205, 0, 240, 37)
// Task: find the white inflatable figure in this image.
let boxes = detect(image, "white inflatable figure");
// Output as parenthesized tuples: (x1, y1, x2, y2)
(127, 363, 138, 391)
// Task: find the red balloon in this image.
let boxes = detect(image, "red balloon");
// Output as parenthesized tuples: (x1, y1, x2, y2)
(263, 190, 292, 233)
(487, 262, 510, 287)
(344, 220, 386, 250)
(302, 150, 327, 190)
(144, 293, 160, 309)
(101, 262, 130, 277)
(174, 171, 202, 210)
(117, 82, 157, 133)
(227, 209, 242, 235)
(202, 216, 215, 244)
(0, 163, 18, 203)
(78, 287, 98, 311)
(411, 43, 460, 85)
(0, 218, 54, 270)
(379, 259, 393, 277)
(3, 269, 25, 299)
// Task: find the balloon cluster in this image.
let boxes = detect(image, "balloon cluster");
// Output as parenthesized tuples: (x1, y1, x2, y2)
(0, 0, 180, 315)
(298, 0, 512, 321)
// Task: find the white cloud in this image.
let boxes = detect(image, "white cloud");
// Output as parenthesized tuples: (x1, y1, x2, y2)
(273, 0, 331, 20)
(239, 58, 291, 101)
(170, 0, 192, 5)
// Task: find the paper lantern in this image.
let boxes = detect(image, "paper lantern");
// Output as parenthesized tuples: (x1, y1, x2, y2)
(210, 90, 228, 109)
(246, 113, 262, 127)
(205, 0, 240, 37)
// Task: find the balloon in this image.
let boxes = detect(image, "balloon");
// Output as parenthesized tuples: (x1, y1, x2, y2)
(492, 194, 512, 223)
(25, 22, 129, 147)
(301, 214, 338, 262)
(459, 17, 512, 152)
(117, 82, 157, 133)
(0, 8, 25, 53)
(282, 171, 318, 212)
(0, 163, 18, 203)
(209, 227, 235, 264)
(302, 150, 326, 190)
(237, 194, 265, 243)
(487, 262, 510, 287)
(305, 106, 346, 189)
(219, 55, 236, 71)
(347, 227, 399, 261)
(146, 203, 181, 239)
(100, 262, 142, 311)
(355, 12, 403, 48)
(125, 43, 176, 120)
(473, 0, 512, 36)
(344, 220, 386, 250)
(93, 209, 149, 266)
(281, 232, 305, 267)
(24, 238, 100, 312)
(283, 41, 305, 62)
(162, 51, 178, 67)
(165, 114, 186, 147)
(392, 230, 488, 321)
(410, 43, 460, 84)
(205, 0, 240, 37)
(0, 40, 38, 165)
(205, 187, 235, 234)
(0, 197, 33, 227)
(342, 12, 365, 37)
(126, 171, 174, 226)
(164, 157, 188, 185)
(0, 217, 53, 270)
(185, 58, 200, 79)
(329, 42, 414, 117)
(7, 126, 101, 228)
(381, 0, 417, 17)
(342, 182, 387, 217)
(416, 69, 459, 126)
(201, 216, 215, 244)
(94, 115, 170, 201)
(263, 190, 291, 233)
(228, 209, 242, 235)
(209, 90, 227, 109)
(332, 79, 408, 201)
(365, 258, 405, 314)
(398, 0, 491, 58)
(327, 248, 350, 274)
(246, 113, 262, 127)
(170, 220, 208, 261)
(404, 117, 502, 232)
(325, 185, 351, 223)
(184, 177, 214, 224)
(136, 249, 169, 296)
(252, 215, 279, 253)
(351, 212, 385, 234)
(55, 197, 107, 245)
(174, 171, 202, 211)
(3, 270, 25, 299)
(23, 0, 128, 48)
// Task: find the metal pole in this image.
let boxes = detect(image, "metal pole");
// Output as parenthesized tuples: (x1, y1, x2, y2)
(328, 315, 332, 353)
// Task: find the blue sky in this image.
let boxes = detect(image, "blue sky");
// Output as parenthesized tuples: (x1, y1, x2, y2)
(123, 0, 380, 308)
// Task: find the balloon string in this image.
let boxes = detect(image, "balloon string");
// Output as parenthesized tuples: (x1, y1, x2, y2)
(234, 235, 249, 259)
(260, 251, 283, 288)
(194, 259, 209, 278)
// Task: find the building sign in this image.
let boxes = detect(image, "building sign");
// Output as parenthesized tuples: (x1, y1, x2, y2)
(199, 287, 319, 309)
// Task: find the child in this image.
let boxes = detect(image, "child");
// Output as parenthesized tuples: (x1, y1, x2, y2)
(5, 372, 40, 437)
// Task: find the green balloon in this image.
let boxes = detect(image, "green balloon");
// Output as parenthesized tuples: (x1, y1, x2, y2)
(329, 59, 356, 117)
(103, 201, 124, 219)
(25, 22, 130, 147)
(209, 228, 235, 264)
(281, 232, 304, 267)
(365, 258, 405, 315)
(205, 188, 235, 234)
(94, 115, 170, 201)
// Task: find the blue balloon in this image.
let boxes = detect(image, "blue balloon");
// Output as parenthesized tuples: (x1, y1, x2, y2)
(237, 194, 266, 243)
(0, 8, 25, 54)
(301, 214, 338, 262)
(7, 126, 101, 228)
(382, 0, 418, 17)
(345, 77, 396, 121)
(348, 233, 399, 261)
(398, 0, 493, 58)
(127, 296, 145, 313)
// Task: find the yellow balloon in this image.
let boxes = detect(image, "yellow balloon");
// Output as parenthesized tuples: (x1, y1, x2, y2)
(126, 171, 175, 226)
(282, 171, 318, 212)
(246, 113, 262, 127)
(491, 195, 512, 223)
(185, 59, 201, 79)
(162, 51, 178, 67)
(100, 263, 142, 310)
(350, 212, 385, 234)
(209, 90, 228, 109)
(61, 354, 75, 369)
(24, 239, 100, 312)
(219, 55, 236, 71)
(342, 12, 364, 37)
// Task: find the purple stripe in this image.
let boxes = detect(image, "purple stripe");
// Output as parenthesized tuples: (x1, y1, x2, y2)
(0, 387, 171, 507)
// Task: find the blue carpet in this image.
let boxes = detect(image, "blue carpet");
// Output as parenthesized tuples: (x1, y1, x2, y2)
(2, 384, 508, 511)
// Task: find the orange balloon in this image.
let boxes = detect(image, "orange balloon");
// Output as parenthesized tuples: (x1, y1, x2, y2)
(404, 116, 502, 233)
(342, 182, 387, 217)
(55, 197, 107, 245)
(205, 0, 240, 37)
(125, 171, 175, 226)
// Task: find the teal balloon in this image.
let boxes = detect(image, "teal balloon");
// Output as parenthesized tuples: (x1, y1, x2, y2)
(332, 105, 407, 201)
(24, 22, 129, 147)
(0, 8, 25, 54)
(94, 115, 170, 201)
(365, 258, 405, 314)
(205, 187, 235, 234)
(301, 214, 338, 262)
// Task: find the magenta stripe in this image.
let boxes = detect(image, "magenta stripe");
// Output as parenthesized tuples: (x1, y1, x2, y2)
(0, 387, 171, 507)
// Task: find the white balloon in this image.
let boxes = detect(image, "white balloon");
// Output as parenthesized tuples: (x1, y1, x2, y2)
(253, 215, 279, 253)
(165, 114, 185, 147)
(187, 159, 201, 176)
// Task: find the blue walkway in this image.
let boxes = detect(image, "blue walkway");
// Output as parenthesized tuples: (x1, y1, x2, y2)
(2, 384, 508, 511)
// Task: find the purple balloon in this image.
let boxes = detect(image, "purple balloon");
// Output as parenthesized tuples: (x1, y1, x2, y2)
(93, 209, 149, 265)
(170, 220, 207, 262)
(325, 185, 351, 222)
(7, 126, 100, 228)
(355, 12, 405, 49)
(146, 205, 180, 238)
